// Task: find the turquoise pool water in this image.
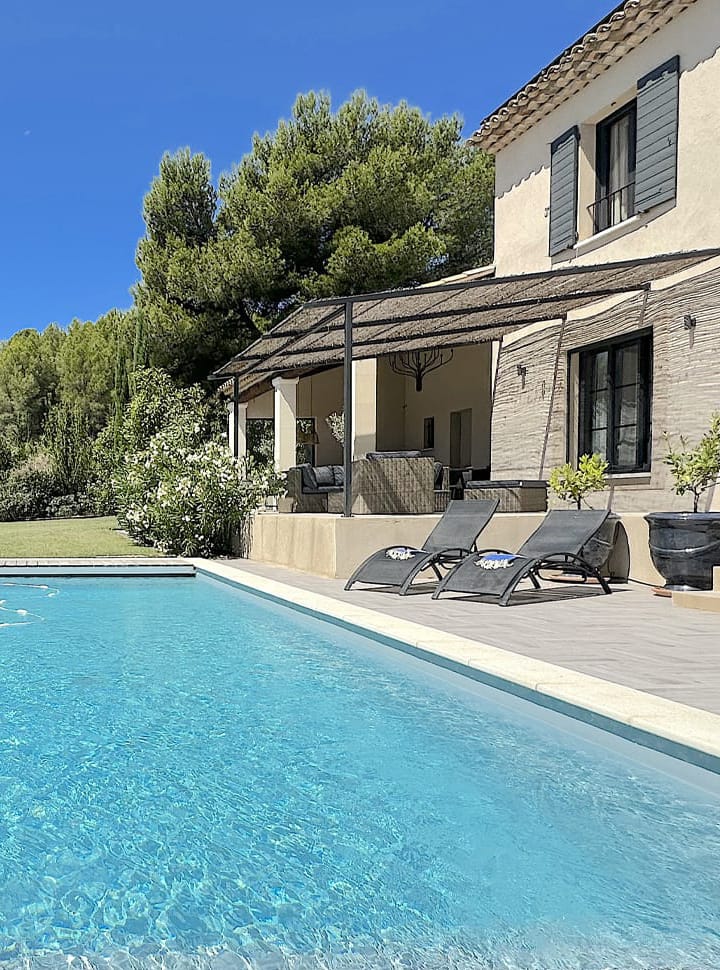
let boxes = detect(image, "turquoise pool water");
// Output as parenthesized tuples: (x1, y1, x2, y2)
(0, 575, 718, 969)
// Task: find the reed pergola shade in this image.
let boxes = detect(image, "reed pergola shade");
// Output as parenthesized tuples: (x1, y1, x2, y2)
(214, 247, 720, 518)
(212, 249, 720, 400)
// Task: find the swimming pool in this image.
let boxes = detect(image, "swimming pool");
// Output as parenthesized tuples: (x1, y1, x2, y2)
(0, 574, 718, 969)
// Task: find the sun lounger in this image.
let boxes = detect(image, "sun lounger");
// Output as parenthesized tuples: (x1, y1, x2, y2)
(344, 499, 498, 595)
(432, 509, 612, 606)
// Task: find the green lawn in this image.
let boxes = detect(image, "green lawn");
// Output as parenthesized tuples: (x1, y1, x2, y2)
(0, 516, 161, 558)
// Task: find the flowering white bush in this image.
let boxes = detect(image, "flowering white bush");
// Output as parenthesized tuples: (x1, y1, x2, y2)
(325, 410, 345, 446)
(117, 427, 268, 556)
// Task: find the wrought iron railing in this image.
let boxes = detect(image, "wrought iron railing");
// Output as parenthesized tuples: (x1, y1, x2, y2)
(587, 182, 635, 235)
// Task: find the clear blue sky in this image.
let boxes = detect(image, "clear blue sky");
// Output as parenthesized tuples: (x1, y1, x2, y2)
(0, 0, 612, 341)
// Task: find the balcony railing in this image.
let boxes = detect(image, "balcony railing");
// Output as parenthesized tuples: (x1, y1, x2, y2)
(587, 182, 635, 235)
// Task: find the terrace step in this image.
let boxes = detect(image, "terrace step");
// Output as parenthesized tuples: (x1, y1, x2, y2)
(673, 589, 720, 613)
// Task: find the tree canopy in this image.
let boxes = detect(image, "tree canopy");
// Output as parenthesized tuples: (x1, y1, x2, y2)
(134, 91, 494, 383)
(0, 89, 494, 446)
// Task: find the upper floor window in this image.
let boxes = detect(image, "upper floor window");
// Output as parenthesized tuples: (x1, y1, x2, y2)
(578, 331, 652, 473)
(592, 102, 637, 234)
(548, 56, 679, 255)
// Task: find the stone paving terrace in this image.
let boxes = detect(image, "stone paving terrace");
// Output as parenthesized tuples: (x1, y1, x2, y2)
(227, 560, 720, 717)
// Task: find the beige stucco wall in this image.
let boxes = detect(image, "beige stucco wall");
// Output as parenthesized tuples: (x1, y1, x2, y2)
(298, 368, 344, 464)
(249, 512, 438, 579)
(493, 0, 720, 275)
(249, 349, 493, 469)
(247, 390, 273, 419)
(375, 346, 493, 468)
(249, 509, 663, 585)
(376, 357, 407, 452)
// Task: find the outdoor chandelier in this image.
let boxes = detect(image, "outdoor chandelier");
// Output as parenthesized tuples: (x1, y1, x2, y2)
(389, 348, 454, 392)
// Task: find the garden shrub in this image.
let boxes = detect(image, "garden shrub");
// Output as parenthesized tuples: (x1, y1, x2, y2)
(0, 435, 20, 477)
(45, 493, 95, 519)
(116, 427, 269, 556)
(0, 459, 62, 521)
(92, 367, 223, 515)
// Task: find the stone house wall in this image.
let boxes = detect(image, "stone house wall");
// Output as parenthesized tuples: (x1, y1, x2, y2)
(491, 262, 720, 511)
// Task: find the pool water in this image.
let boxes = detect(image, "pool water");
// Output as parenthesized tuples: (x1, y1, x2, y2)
(0, 575, 718, 969)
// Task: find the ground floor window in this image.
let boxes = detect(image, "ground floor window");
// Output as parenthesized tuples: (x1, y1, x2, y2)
(577, 331, 652, 472)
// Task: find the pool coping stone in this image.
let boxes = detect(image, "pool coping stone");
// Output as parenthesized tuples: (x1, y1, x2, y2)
(195, 559, 720, 774)
(0, 557, 194, 576)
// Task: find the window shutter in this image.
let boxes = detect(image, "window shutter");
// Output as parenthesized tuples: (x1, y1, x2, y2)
(635, 56, 680, 212)
(549, 127, 579, 256)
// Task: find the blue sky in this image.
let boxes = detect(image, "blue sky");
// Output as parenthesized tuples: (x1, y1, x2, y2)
(0, 0, 612, 341)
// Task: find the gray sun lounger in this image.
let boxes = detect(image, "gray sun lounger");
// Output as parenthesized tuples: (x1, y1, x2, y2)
(432, 509, 612, 606)
(344, 499, 498, 595)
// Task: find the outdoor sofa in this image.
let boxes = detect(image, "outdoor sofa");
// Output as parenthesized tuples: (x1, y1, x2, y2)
(282, 452, 447, 515)
(432, 509, 612, 606)
(345, 498, 498, 594)
(281, 464, 345, 513)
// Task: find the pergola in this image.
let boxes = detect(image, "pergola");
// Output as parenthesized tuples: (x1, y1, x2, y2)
(212, 248, 720, 516)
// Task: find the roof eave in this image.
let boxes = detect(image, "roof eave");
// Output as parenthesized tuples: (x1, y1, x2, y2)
(470, 0, 698, 155)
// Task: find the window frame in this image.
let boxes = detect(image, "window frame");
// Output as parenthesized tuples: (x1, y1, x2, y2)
(576, 330, 653, 474)
(594, 100, 637, 234)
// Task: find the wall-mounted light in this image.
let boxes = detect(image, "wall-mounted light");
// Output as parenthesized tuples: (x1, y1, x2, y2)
(683, 314, 697, 331)
(516, 363, 527, 389)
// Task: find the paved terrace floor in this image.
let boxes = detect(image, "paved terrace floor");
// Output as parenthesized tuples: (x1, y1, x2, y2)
(225, 559, 720, 716)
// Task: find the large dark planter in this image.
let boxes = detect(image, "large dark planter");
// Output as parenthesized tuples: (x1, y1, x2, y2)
(645, 512, 720, 591)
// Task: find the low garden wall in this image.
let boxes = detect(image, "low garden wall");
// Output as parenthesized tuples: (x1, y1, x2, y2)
(249, 510, 664, 586)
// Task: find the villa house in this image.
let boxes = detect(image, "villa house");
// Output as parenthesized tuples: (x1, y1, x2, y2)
(475, 0, 720, 512)
(214, 0, 720, 576)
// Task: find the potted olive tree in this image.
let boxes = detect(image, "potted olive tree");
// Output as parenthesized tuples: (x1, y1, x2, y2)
(646, 413, 720, 591)
(549, 454, 617, 571)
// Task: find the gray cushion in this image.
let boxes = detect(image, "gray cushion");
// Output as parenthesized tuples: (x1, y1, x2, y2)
(300, 464, 318, 492)
(332, 465, 345, 486)
(316, 485, 343, 493)
(315, 465, 335, 487)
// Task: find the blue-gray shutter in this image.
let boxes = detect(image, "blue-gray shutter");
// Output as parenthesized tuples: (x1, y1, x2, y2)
(549, 127, 579, 256)
(635, 56, 680, 212)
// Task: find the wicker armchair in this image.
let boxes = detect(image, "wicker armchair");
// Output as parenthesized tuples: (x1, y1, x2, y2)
(351, 456, 436, 514)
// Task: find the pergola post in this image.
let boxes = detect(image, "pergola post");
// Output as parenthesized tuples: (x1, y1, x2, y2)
(343, 301, 353, 518)
(272, 376, 299, 472)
